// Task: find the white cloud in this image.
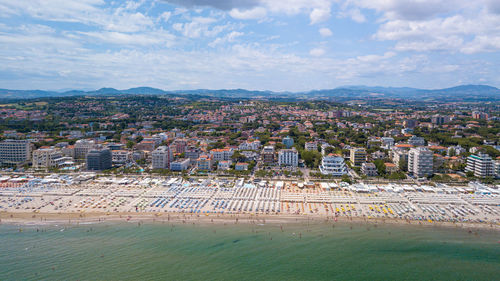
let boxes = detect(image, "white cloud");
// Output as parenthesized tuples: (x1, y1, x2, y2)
(229, 6, 267, 20)
(209, 31, 244, 47)
(319, 27, 332, 37)
(310, 47, 326, 56)
(310, 7, 331, 24)
(172, 17, 226, 38)
(159, 11, 172, 22)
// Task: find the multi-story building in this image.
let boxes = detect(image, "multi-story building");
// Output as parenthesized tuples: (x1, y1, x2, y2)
(319, 154, 347, 176)
(210, 148, 234, 161)
(465, 153, 495, 178)
(408, 136, 425, 146)
(304, 141, 318, 151)
(152, 146, 172, 170)
(136, 140, 156, 152)
(235, 162, 249, 171)
(111, 150, 130, 165)
(261, 146, 275, 164)
(32, 148, 65, 169)
(361, 162, 378, 177)
(185, 146, 201, 160)
(408, 147, 434, 178)
(170, 139, 187, 154)
(349, 147, 366, 167)
(0, 139, 31, 165)
(170, 158, 190, 171)
(403, 119, 418, 129)
(217, 160, 231, 171)
(86, 149, 112, 171)
(472, 111, 488, 120)
(431, 114, 449, 125)
(238, 140, 261, 151)
(278, 148, 298, 167)
(282, 136, 294, 149)
(197, 155, 213, 171)
(381, 137, 395, 149)
(74, 139, 96, 159)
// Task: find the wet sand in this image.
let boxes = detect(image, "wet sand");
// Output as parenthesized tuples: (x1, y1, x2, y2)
(2, 211, 499, 232)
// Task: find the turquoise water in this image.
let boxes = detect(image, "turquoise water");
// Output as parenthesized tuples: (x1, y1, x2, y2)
(1, 221, 499, 280)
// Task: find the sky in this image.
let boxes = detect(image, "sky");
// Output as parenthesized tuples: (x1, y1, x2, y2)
(0, 0, 500, 92)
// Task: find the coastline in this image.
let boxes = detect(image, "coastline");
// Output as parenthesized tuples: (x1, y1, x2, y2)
(2, 211, 499, 232)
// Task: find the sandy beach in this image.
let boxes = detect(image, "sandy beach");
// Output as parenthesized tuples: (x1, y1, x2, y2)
(2, 211, 499, 233)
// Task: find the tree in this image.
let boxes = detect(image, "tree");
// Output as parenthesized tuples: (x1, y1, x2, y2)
(126, 140, 135, 149)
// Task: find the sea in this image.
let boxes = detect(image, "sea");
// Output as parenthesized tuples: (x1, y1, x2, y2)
(1, 220, 499, 280)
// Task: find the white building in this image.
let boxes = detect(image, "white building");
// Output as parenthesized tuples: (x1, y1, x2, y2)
(210, 148, 234, 161)
(152, 146, 172, 169)
(408, 136, 425, 146)
(32, 148, 65, 169)
(238, 140, 261, 151)
(304, 141, 318, 151)
(466, 153, 495, 178)
(361, 162, 378, 177)
(170, 158, 190, 171)
(111, 150, 130, 165)
(74, 139, 96, 159)
(319, 154, 347, 176)
(217, 160, 231, 170)
(381, 137, 395, 149)
(278, 148, 299, 167)
(408, 147, 434, 178)
(0, 139, 31, 165)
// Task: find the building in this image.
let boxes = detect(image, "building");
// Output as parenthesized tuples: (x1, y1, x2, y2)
(384, 162, 398, 173)
(472, 111, 488, 120)
(319, 154, 347, 176)
(185, 146, 202, 160)
(111, 150, 130, 165)
(278, 148, 299, 167)
(261, 146, 275, 164)
(32, 148, 65, 169)
(391, 149, 409, 170)
(217, 160, 231, 171)
(170, 158, 190, 171)
(136, 140, 156, 152)
(403, 119, 418, 129)
(447, 145, 466, 156)
(349, 148, 366, 167)
(197, 155, 213, 171)
(74, 139, 96, 159)
(170, 139, 187, 154)
(151, 146, 172, 170)
(361, 162, 378, 177)
(304, 141, 318, 151)
(0, 139, 31, 166)
(466, 153, 495, 178)
(210, 148, 234, 161)
(408, 136, 425, 146)
(238, 140, 260, 151)
(431, 114, 449, 125)
(408, 147, 434, 178)
(381, 137, 395, 149)
(282, 136, 294, 149)
(235, 162, 249, 171)
(86, 149, 112, 171)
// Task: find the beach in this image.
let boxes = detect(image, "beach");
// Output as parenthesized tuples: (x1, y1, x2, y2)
(1, 175, 499, 231)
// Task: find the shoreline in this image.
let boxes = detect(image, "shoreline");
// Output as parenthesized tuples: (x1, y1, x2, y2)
(1, 211, 499, 232)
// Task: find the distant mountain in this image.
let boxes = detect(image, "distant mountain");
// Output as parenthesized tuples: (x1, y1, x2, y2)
(0, 84, 498, 101)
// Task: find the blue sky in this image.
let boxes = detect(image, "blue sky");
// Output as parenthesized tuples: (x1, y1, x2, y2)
(0, 0, 500, 91)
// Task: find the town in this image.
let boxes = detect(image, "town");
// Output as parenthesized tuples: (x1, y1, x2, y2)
(0, 95, 498, 185)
